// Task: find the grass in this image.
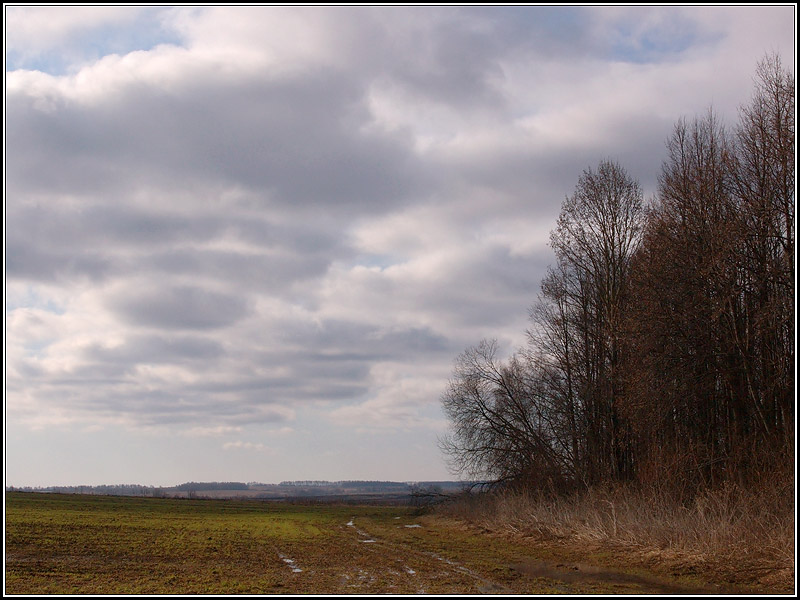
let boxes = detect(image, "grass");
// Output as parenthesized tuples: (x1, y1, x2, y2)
(436, 479, 795, 593)
(6, 490, 789, 594)
(6, 493, 373, 594)
(4, 493, 478, 594)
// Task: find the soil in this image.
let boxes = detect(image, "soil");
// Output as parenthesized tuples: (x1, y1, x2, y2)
(5, 493, 793, 595)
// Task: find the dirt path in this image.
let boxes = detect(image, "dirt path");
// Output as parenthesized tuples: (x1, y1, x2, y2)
(270, 515, 512, 594)
(268, 512, 723, 594)
(342, 516, 514, 593)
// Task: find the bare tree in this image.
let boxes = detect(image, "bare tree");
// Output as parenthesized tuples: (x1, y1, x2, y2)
(624, 55, 794, 485)
(439, 340, 571, 488)
(539, 159, 645, 483)
(728, 53, 795, 445)
(624, 109, 738, 485)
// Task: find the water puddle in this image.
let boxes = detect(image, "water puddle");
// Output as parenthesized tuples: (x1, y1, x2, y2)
(510, 559, 702, 594)
(277, 553, 302, 573)
(346, 518, 377, 541)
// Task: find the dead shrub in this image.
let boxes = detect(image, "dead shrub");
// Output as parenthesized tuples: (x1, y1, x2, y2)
(438, 463, 794, 579)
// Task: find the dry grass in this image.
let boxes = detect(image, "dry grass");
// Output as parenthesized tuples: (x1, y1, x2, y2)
(439, 475, 795, 591)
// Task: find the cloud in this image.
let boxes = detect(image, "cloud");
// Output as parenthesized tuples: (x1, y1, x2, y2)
(5, 6, 181, 75)
(108, 285, 251, 330)
(184, 425, 243, 438)
(82, 334, 225, 364)
(4, 6, 794, 485)
(5, 6, 146, 56)
(6, 46, 432, 218)
(222, 441, 268, 452)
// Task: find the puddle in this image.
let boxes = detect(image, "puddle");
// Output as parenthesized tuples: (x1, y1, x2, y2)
(510, 559, 704, 594)
(346, 518, 376, 542)
(426, 551, 515, 593)
(277, 553, 302, 573)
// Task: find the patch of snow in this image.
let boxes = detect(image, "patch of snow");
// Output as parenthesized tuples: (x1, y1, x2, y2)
(404, 524, 422, 528)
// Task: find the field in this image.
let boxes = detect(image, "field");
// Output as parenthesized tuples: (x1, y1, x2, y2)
(4, 492, 780, 595)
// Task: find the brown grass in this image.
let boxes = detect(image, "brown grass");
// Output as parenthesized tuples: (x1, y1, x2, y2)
(438, 476, 795, 592)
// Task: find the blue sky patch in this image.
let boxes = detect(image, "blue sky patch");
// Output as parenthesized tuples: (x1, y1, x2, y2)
(608, 16, 722, 64)
(6, 7, 183, 75)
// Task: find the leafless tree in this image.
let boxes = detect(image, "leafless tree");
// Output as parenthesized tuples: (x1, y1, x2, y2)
(439, 340, 572, 488)
(728, 53, 795, 446)
(536, 159, 645, 483)
(624, 55, 794, 485)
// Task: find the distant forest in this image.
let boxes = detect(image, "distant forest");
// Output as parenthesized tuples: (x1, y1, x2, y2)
(7, 480, 468, 498)
(441, 54, 794, 494)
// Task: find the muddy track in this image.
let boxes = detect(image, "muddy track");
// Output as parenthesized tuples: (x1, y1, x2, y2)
(269, 514, 716, 595)
(342, 516, 514, 594)
(269, 516, 512, 594)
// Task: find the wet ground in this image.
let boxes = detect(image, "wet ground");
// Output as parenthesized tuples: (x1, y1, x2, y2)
(6, 493, 789, 594)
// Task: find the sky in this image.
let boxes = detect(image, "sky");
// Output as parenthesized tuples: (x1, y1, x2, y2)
(4, 5, 795, 487)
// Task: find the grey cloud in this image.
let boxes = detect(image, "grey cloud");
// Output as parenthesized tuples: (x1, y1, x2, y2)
(50, 362, 133, 384)
(71, 206, 221, 247)
(13, 365, 297, 427)
(279, 325, 452, 380)
(377, 327, 453, 355)
(6, 69, 434, 215)
(5, 203, 221, 274)
(6, 96, 127, 198)
(376, 11, 508, 110)
(434, 120, 670, 220)
(273, 318, 456, 360)
(425, 246, 549, 330)
(189, 377, 370, 406)
(6, 243, 112, 283)
(5, 201, 350, 289)
(82, 334, 225, 365)
(109, 285, 250, 330)
(145, 248, 331, 293)
(230, 217, 344, 255)
(97, 388, 294, 427)
(327, 244, 550, 337)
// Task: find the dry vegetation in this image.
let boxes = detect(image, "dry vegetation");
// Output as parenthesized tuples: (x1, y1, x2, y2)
(438, 467, 795, 593)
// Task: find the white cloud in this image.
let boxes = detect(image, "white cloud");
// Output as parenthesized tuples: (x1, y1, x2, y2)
(222, 441, 269, 452)
(6, 6, 144, 54)
(182, 425, 243, 438)
(4, 6, 794, 486)
(328, 362, 451, 432)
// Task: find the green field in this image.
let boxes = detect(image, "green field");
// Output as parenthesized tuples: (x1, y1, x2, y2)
(5, 492, 743, 595)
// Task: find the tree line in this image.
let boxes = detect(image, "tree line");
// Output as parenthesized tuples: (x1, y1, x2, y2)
(7, 484, 167, 496)
(441, 54, 794, 494)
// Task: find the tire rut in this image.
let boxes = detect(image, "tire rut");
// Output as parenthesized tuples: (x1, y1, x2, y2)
(345, 517, 515, 594)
